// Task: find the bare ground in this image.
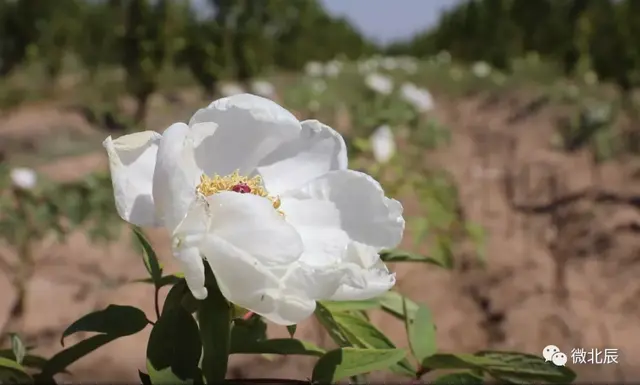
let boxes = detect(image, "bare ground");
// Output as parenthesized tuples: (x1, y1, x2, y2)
(1, 90, 638, 383)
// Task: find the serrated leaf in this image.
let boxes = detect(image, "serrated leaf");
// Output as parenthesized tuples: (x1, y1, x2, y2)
(61, 305, 149, 345)
(312, 347, 406, 383)
(433, 371, 484, 384)
(405, 302, 437, 362)
(133, 227, 163, 285)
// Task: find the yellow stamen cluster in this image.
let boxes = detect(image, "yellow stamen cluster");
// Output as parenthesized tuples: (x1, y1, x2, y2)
(195, 170, 284, 216)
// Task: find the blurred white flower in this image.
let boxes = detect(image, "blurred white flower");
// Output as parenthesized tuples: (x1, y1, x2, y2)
(370, 125, 396, 164)
(104, 94, 404, 325)
(10, 167, 37, 190)
(436, 51, 451, 65)
(399, 58, 418, 74)
(381, 57, 399, 71)
(251, 80, 275, 98)
(365, 73, 393, 95)
(400, 82, 434, 112)
(358, 59, 379, 74)
(472, 61, 492, 78)
(324, 60, 342, 78)
(305, 61, 324, 77)
(584, 71, 598, 85)
(221, 83, 245, 97)
(310, 79, 327, 94)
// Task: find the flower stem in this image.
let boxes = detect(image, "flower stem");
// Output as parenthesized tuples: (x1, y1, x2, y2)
(198, 264, 232, 384)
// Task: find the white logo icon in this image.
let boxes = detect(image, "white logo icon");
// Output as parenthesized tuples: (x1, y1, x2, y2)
(551, 352, 568, 366)
(542, 345, 561, 362)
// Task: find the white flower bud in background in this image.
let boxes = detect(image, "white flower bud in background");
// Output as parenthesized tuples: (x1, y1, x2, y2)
(370, 125, 396, 164)
(472, 61, 492, 78)
(220, 83, 245, 97)
(10, 167, 37, 190)
(251, 80, 275, 98)
(400, 82, 434, 112)
(365, 73, 393, 95)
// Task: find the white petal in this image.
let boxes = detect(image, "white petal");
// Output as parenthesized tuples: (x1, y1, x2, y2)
(152, 123, 202, 231)
(330, 242, 395, 301)
(188, 94, 301, 176)
(283, 170, 405, 251)
(208, 192, 303, 266)
(256, 120, 348, 195)
(192, 192, 310, 325)
(174, 246, 208, 300)
(103, 131, 162, 227)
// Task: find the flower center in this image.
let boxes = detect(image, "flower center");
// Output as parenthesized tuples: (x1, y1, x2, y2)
(195, 170, 283, 216)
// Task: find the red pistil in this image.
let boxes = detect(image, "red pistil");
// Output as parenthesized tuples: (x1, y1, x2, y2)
(231, 182, 251, 194)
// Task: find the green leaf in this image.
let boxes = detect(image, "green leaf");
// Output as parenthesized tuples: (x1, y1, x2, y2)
(231, 338, 325, 357)
(61, 304, 149, 345)
(0, 356, 31, 384)
(379, 249, 452, 269)
(331, 312, 415, 376)
(433, 371, 484, 384)
(475, 351, 577, 384)
(230, 316, 268, 350)
(133, 227, 163, 285)
(162, 279, 191, 316)
(37, 334, 118, 379)
(313, 302, 352, 347)
(133, 274, 183, 288)
(198, 265, 231, 385)
(405, 302, 437, 362)
(312, 347, 407, 383)
(286, 325, 296, 338)
(9, 334, 25, 365)
(320, 299, 380, 313)
(147, 306, 202, 384)
(0, 350, 51, 372)
(139, 370, 153, 385)
(421, 352, 576, 384)
(379, 291, 419, 321)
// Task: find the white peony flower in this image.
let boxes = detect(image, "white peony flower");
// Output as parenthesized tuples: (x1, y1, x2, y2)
(103, 94, 404, 325)
(221, 83, 245, 97)
(251, 80, 275, 98)
(304, 61, 324, 77)
(370, 125, 396, 164)
(472, 61, 492, 78)
(381, 57, 398, 71)
(400, 83, 434, 112)
(10, 167, 37, 190)
(365, 73, 393, 95)
(324, 60, 342, 78)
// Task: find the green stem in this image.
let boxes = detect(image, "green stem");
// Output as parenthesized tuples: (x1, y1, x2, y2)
(198, 265, 232, 384)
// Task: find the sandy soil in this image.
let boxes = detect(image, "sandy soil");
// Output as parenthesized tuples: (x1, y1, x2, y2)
(1, 90, 638, 383)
